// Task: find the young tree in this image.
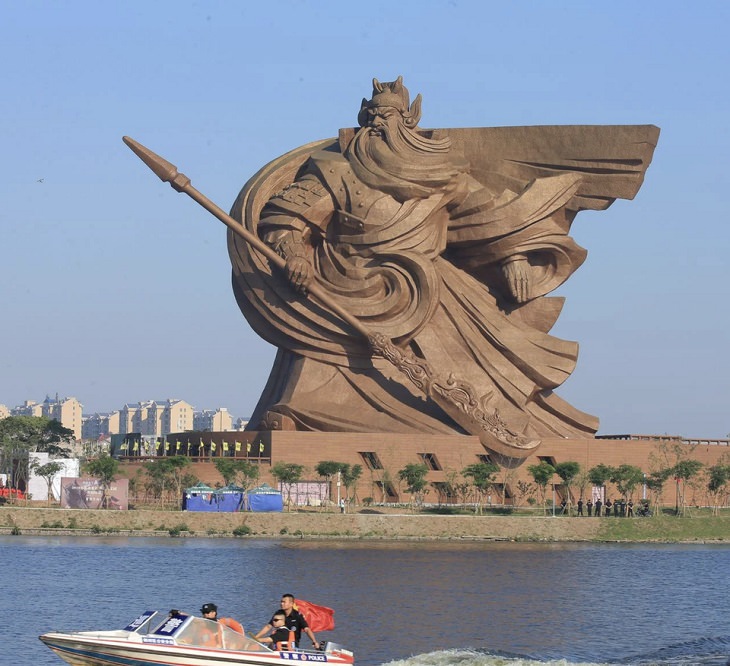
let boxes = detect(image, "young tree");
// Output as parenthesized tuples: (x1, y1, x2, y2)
(588, 463, 613, 496)
(671, 459, 704, 516)
(462, 462, 500, 514)
(83, 453, 120, 509)
(706, 461, 730, 515)
(378, 469, 395, 503)
(610, 464, 645, 505)
(527, 461, 555, 515)
(127, 468, 145, 505)
(575, 471, 591, 507)
(271, 462, 305, 510)
(214, 458, 239, 486)
(497, 466, 518, 506)
(554, 461, 580, 513)
(142, 457, 190, 508)
(452, 481, 470, 506)
(397, 463, 429, 509)
(0, 416, 74, 490)
(30, 459, 64, 506)
(214, 458, 260, 491)
(340, 463, 363, 505)
(514, 480, 536, 509)
(644, 469, 671, 517)
(315, 460, 344, 508)
(235, 459, 260, 492)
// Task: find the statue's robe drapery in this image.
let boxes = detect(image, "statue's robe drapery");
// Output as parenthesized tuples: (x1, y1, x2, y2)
(228, 125, 659, 438)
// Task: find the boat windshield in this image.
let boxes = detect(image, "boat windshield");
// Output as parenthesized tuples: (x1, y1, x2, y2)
(123, 611, 268, 652)
(173, 617, 268, 651)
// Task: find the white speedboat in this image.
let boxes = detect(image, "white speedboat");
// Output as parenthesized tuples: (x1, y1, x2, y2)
(40, 609, 355, 666)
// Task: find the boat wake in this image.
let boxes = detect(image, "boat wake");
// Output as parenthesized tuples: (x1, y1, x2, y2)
(383, 650, 598, 666)
(381, 635, 730, 666)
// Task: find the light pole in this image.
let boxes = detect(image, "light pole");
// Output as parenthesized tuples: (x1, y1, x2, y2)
(552, 482, 556, 517)
(336, 470, 341, 507)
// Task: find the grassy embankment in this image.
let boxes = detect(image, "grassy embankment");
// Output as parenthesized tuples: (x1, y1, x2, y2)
(0, 504, 728, 542)
(594, 512, 729, 542)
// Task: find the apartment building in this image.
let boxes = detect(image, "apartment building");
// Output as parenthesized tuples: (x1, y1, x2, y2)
(81, 411, 121, 440)
(11, 395, 83, 439)
(8, 395, 237, 440)
(193, 408, 233, 432)
(119, 399, 194, 437)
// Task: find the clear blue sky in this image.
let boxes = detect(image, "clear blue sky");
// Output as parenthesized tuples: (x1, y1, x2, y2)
(1, 1, 728, 438)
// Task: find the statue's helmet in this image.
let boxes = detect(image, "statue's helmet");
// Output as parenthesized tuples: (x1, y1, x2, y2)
(358, 75, 422, 129)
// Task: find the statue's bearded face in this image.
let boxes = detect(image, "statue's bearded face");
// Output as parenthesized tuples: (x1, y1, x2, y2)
(364, 105, 403, 140)
(347, 101, 459, 201)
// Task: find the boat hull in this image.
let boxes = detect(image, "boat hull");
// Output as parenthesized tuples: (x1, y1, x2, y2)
(40, 632, 349, 666)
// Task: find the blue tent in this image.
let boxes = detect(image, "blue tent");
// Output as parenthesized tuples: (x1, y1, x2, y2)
(214, 484, 246, 512)
(183, 483, 245, 512)
(182, 482, 216, 511)
(244, 483, 283, 512)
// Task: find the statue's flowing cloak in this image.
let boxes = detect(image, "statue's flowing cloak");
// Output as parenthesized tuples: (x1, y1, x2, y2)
(228, 125, 659, 436)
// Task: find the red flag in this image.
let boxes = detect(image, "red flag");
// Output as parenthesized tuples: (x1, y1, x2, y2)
(294, 599, 335, 632)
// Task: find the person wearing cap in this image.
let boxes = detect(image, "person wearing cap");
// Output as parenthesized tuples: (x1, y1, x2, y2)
(200, 602, 245, 636)
(201, 603, 218, 620)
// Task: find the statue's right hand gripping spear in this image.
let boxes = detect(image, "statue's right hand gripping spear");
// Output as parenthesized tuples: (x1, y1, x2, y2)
(123, 136, 540, 462)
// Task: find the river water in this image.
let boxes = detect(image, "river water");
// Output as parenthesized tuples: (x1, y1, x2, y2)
(2, 536, 728, 666)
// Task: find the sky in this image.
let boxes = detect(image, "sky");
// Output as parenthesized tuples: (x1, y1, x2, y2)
(1, 1, 728, 438)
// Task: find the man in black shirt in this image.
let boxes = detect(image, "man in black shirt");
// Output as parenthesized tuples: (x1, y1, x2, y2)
(254, 593, 320, 650)
(259, 611, 293, 649)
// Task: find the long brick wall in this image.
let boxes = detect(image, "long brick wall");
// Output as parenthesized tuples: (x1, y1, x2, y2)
(119, 433, 729, 508)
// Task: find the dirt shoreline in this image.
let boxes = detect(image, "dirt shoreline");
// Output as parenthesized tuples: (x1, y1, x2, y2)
(2, 506, 727, 543)
(0, 506, 602, 541)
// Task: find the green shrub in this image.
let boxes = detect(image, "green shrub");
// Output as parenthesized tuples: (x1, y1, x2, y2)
(168, 523, 192, 537)
(233, 525, 251, 537)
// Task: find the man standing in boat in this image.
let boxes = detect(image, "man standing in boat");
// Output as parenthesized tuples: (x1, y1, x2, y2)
(255, 594, 320, 650)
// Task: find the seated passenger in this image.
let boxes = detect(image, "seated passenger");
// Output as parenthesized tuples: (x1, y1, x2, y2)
(258, 611, 295, 650)
(201, 602, 219, 621)
(200, 602, 245, 638)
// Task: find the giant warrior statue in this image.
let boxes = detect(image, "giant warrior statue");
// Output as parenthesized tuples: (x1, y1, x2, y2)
(227, 77, 658, 460)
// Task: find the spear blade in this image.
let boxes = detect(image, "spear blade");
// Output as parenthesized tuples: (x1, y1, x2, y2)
(122, 136, 188, 190)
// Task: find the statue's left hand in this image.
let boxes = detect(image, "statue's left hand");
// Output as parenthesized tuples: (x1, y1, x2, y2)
(502, 255, 531, 303)
(286, 255, 313, 294)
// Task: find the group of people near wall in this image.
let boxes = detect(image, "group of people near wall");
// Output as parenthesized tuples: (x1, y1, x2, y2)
(561, 497, 645, 517)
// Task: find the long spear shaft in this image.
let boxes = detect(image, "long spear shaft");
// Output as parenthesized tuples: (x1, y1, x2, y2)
(122, 136, 539, 461)
(122, 136, 367, 339)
